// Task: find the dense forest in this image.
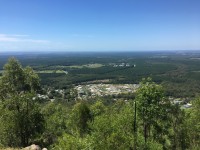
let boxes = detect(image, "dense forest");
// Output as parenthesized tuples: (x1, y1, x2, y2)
(1, 51, 200, 98)
(0, 57, 199, 149)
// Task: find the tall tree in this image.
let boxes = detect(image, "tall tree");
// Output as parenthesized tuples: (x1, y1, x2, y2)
(0, 58, 44, 147)
(135, 78, 169, 146)
(0, 57, 40, 98)
(68, 101, 92, 137)
(24, 66, 40, 93)
(186, 97, 200, 149)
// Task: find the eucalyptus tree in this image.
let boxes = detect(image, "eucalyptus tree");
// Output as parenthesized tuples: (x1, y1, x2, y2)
(68, 101, 92, 137)
(135, 78, 170, 147)
(186, 97, 200, 149)
(0, 58, 40, 98)
(0, 58, 44, 147)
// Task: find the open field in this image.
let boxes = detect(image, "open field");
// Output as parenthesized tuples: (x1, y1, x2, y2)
(66, 63, 103, 69)
(36, 70, 65, 74)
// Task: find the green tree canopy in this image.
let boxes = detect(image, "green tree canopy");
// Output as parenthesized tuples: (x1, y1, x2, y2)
(135, 78, 170, 147)
(0, 58, 44, 147)
(0, 57, 40, 99)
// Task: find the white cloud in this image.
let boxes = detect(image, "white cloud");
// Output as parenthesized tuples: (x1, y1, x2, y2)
(0, 34, 75, 51)
(0, 34, 49, 43)
(0, 34, 53, 51)
(0, 34, 19, 42)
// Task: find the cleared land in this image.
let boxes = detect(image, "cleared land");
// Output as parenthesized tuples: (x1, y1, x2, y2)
(36, 70, 65, 74)
(66, 63, 103, 69)
(75, 84, 139, 97)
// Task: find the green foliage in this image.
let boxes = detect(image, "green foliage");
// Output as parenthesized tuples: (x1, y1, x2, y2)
(52, 133, 89, 150)
(168, 105, 189, 149)
(52, 79, 200, 150)
(0, 57, 200, 149)
(41, 102, 69, 146)
(0, 58, 40, 98)
(0, 93, 44, 147)
(186, 97, 200, 149)
(90, 101, 107, 116)
(24, 66, 40, 92)
(1, 58, 25, 94)
(89, 102, 135, 150)
(68, 101, 92, 137)
(0, 58, 44, 147)
(53, 101, 136, 150)
(136, 78, 169, 146)
(1, 52, 200, 97)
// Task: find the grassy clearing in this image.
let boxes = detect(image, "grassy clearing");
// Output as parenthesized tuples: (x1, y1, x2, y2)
(67, 63, 103, 69)
(37, 70, 64, 74)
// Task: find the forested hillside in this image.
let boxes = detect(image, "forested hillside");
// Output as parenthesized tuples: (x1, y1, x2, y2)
(0, 58, 199, 150)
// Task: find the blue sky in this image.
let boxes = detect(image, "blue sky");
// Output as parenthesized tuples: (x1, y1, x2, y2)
(0, 0, 199, 52)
